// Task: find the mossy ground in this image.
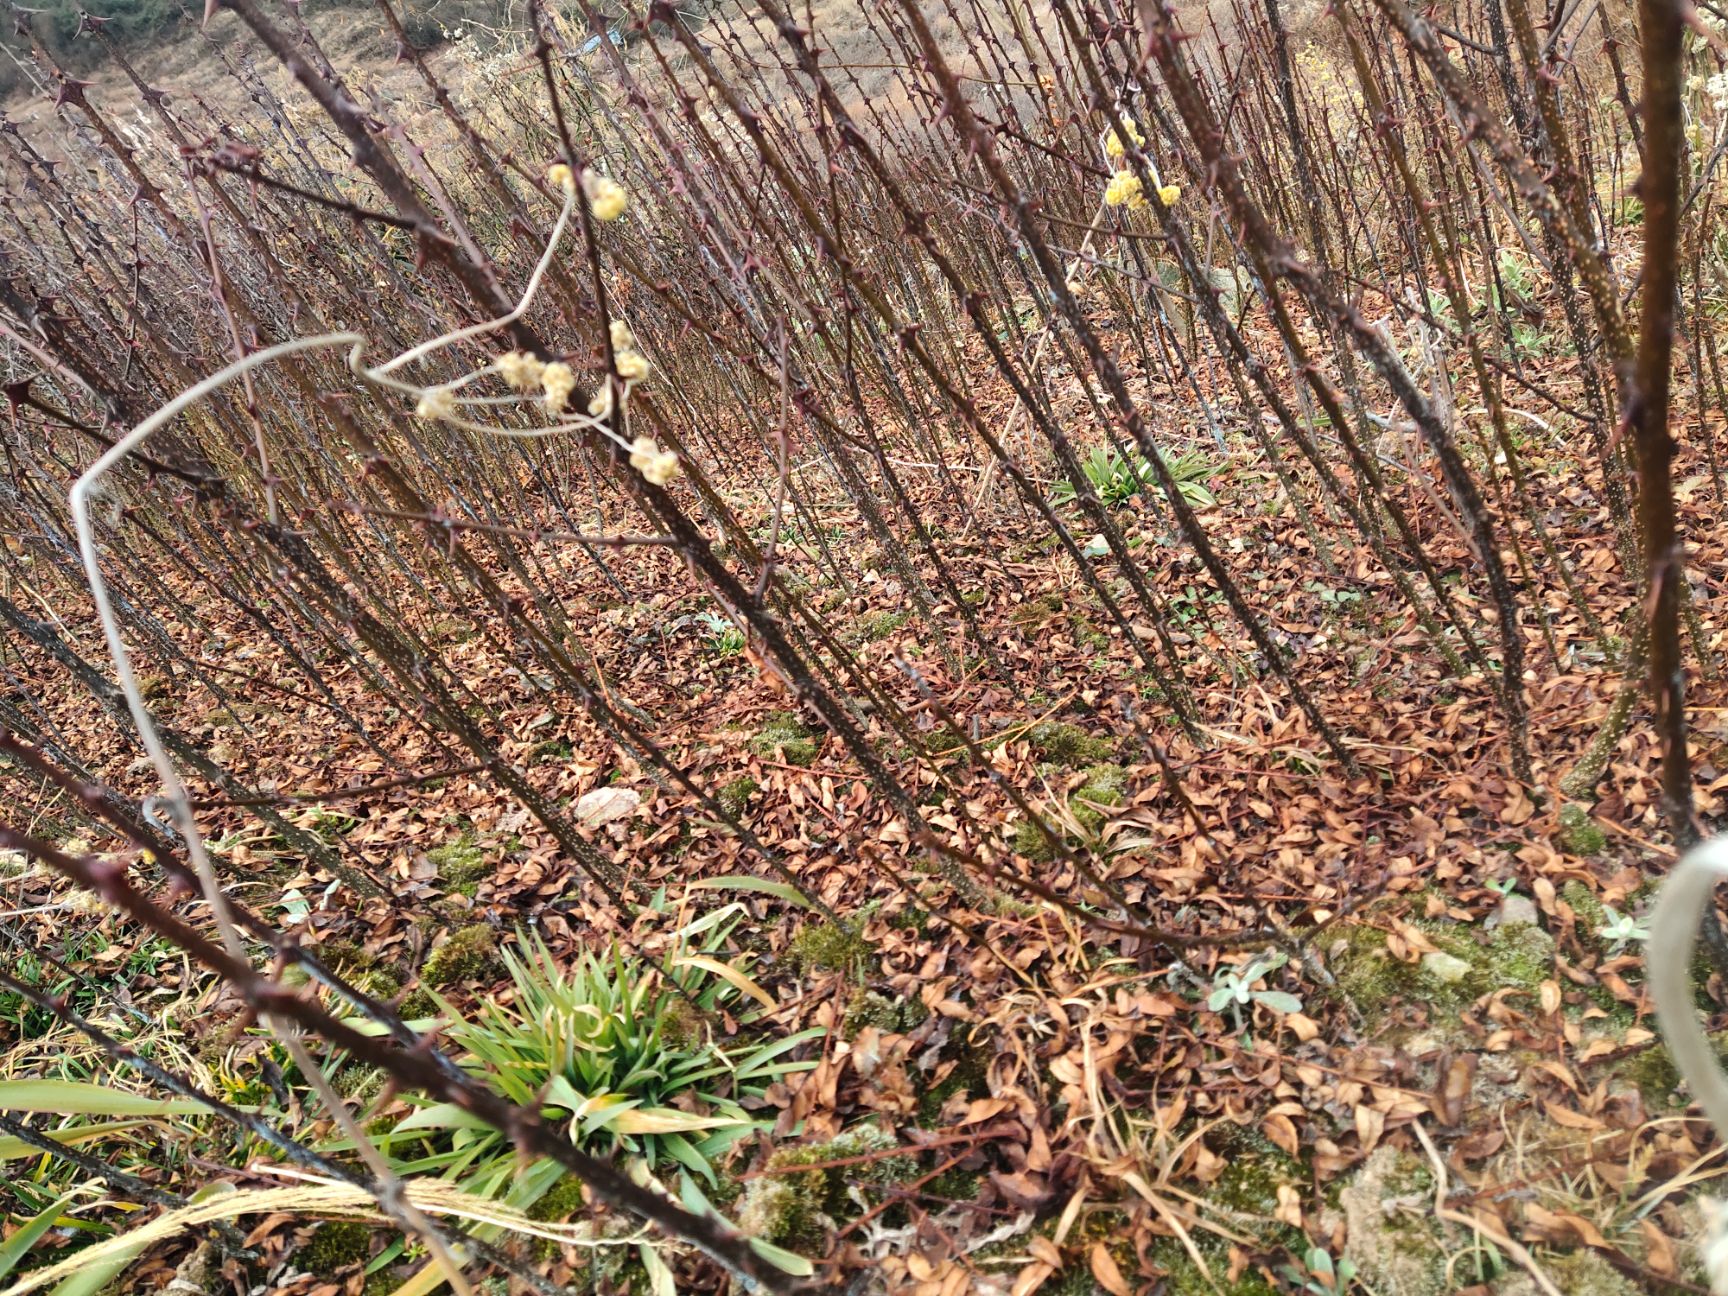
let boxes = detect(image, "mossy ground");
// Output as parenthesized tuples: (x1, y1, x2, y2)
(791, 918, 874, 977)
(851, 608, 909, 644)
(1556, 802, 1608, 855)
(1026, 721, 1114, 766)
(1330, 914, 1553, 1017)
(317, 938, 405, 1001)
(717, 775, 758, 816)
(841, 987, 928, 1038)
(736, 1125, 916, 1248)
(916, 1034, 991, 1124)
(1011, 816, 1057, 862)
(294, 1220, 373, 1275)
(1069, 763, 1126, 834)
(427, 836, 489, 898)
(750, 712, 819, 766)
(420, 923, 502, 989)
(1010, 762, 1127, 858)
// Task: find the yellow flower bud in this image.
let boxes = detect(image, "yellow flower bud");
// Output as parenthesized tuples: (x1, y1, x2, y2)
(496, 350, 546, 393)
(547, 162, 575, 192)
(584, 172, 628, 222)
(542, 361, 577, 414)
(1104, 170, 1146, 209)
(415, 386, 457, 421)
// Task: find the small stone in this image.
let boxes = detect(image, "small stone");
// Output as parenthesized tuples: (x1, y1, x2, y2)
(1421, 951, 1473, 984)
(1494, 893, 1540, 929)
(574, 786, 640, 826)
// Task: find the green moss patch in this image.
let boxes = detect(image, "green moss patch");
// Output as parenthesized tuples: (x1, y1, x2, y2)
(852, 609, 910, 644)
(917, 1036, 991, 1124)
(1557, 803, 1607, 856)
(1010, 816, 1057, 862)
(717, 776, 759, 817)
(1332, 917, 1553, 1017)
(842, 988, 928, 1039)
(750, 712, 819, 767)
(421, 923, 502, 989)
(317, 939, 404, 1001)
(791, 919, 874, 977)
(1069, 763, 1127, 833)
(295, 1220, 372, 1275)
(1026, 721, 1114, 766)
(1010, 593, 1063, 628)
(528, 1174, 587, 1223)
(736, 1125, 915, 1248)
(427, 837, 489, 898)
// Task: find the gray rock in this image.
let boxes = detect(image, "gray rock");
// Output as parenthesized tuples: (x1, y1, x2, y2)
(1421, 951, 1473, 984)
(1493, 893, 1540, 930)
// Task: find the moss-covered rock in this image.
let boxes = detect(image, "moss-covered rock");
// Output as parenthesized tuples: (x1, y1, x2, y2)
(750, 712, 819, 767)
(1557, 803, 1608, 856)
(717, 776, 759, 817)
(791, 919, 873, 977)
(421, 923, 501, 989)
(427, 837, 488, 898)
(1069, 763, 1127, 834)
(295, 1220, 372, 1275)
(1027, 721, 1114, 766)
(735, 1125, 915, 1248)
(1536, 1249, 1641, 1295)
(1337, 1146, 1444, 1296)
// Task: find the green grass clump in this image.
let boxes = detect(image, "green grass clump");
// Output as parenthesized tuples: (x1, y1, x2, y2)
(385, 927, 818, 1199)
(1027, 721, 1113, 766)
(421, 923, 502, 989)
(750, 712, 819, 766)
